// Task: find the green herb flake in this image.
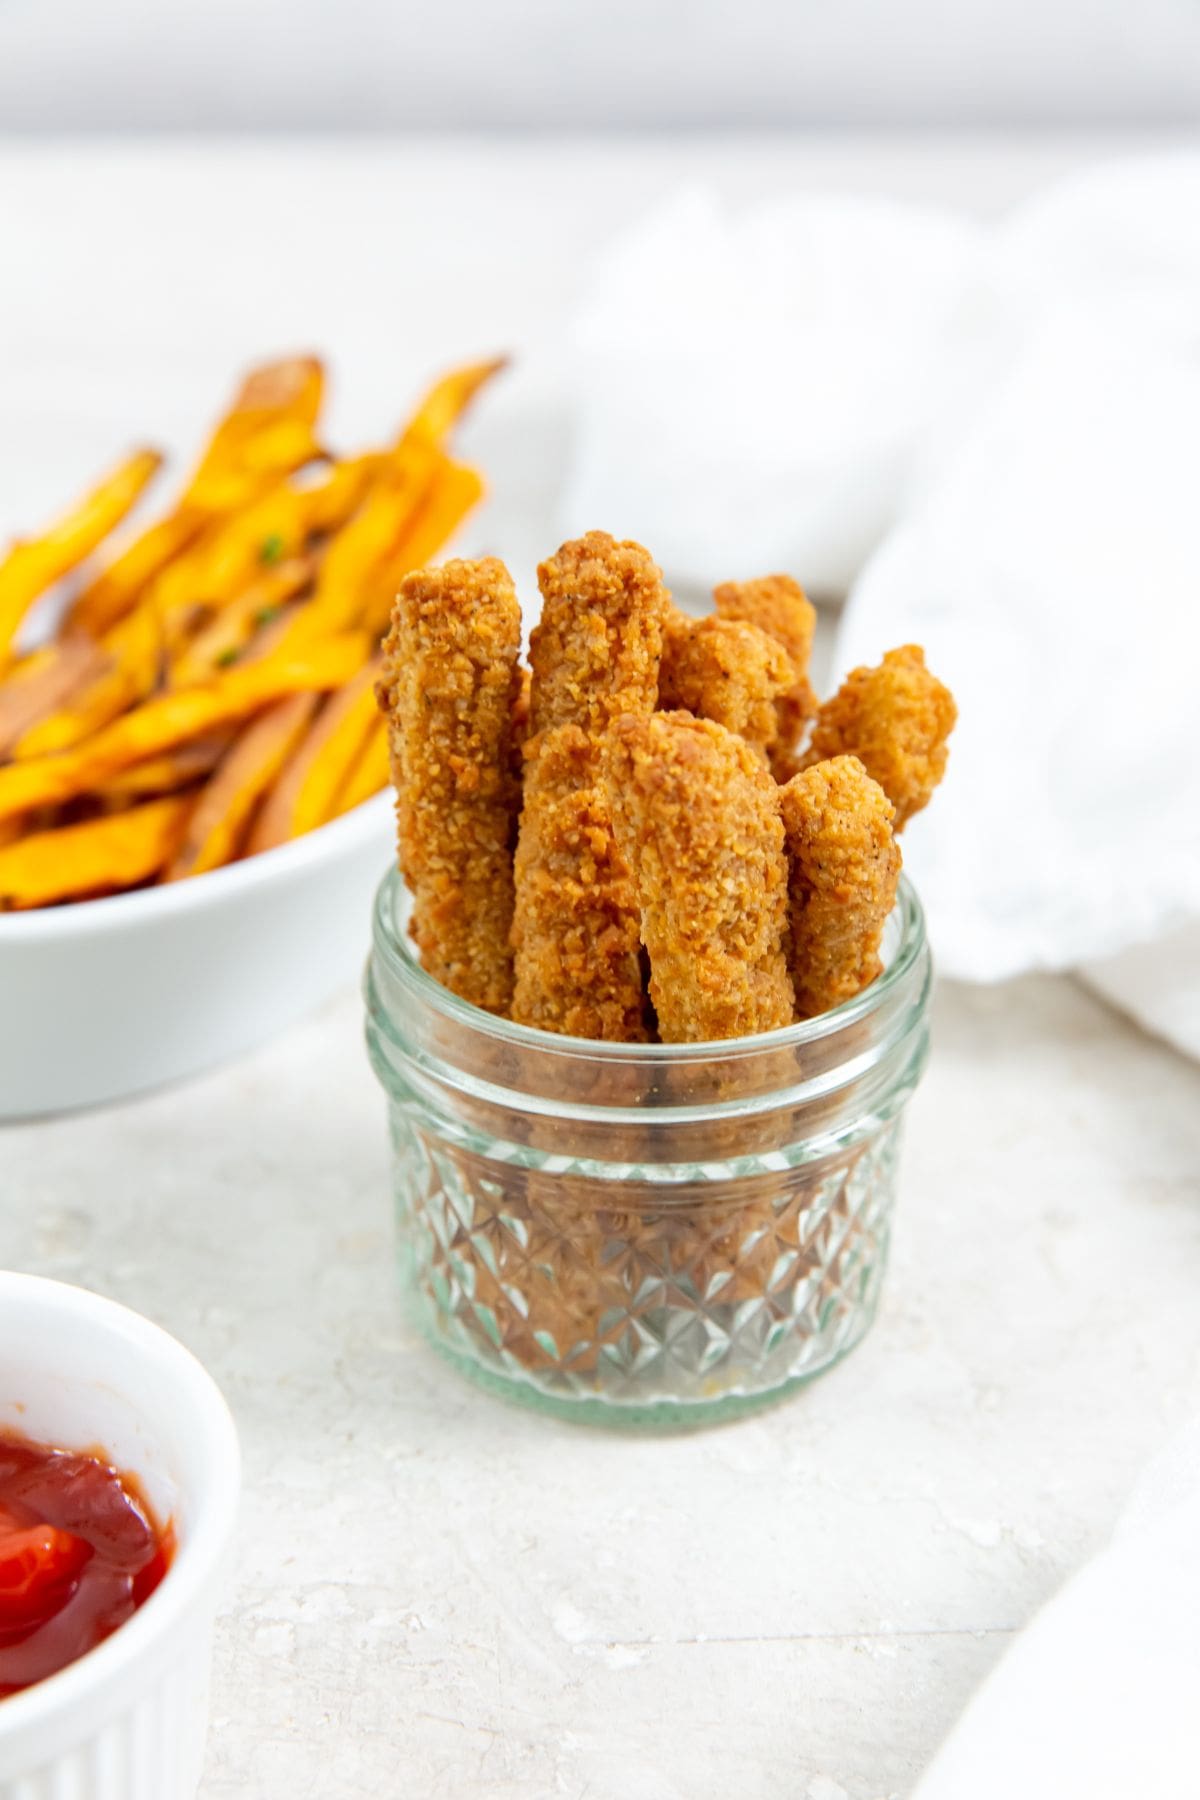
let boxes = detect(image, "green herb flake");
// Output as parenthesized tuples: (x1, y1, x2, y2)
(259, 532, 285, 566)
(216, 647, 240, 668)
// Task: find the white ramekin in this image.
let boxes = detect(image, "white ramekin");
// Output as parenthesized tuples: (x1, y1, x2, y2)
(0, 789, 394, 1120)
(0, 1273, 240, 1800)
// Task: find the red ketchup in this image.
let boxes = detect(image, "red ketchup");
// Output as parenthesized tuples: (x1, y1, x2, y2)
(0, 1431, 172, 1698)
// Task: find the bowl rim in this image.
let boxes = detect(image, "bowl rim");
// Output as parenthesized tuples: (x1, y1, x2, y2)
(0, 1273, 240, 1749)
(0, 788, 392, 942)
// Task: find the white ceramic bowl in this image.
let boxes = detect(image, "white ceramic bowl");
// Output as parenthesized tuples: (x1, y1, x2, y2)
(0, 1272, 240, 1799)
(0, 792, 394, 1118)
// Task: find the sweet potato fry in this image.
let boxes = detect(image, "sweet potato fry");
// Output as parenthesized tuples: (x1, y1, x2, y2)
(262, 370, 497, 656)
(400, 356, 507, 450)
(70, 469, 307, 645)
(221, 354, 323, 420)
(0, 795, 192, 910)
(179, 355, 325, 515)
(98, 734, 234, 801)
(301, 454, 383, 538)
(0, 636, 363, 826)
(0, 354, 507, 910)
(247, 659, 380, 850)
(0, 637, 109, 758)
(167, 694, 318, 879)
(606, 711, 795, 1042)
(147, 480, 314, 655)
(170, 557, 314, 683)
(332, 716, 390, 817)
(63, 513, 203, 642)
(359, 459, 486, 642)
(0, 448, 162, 662)
(67, 357, 325, 641)
(352, 357, 501, 626)
(13, 602, 165, 760)
(270, 445, 436, 654)
(713, 575, 818, 780)
(780, 755, 901, 1016)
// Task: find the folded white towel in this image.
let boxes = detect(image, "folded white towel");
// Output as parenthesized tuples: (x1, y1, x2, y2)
(562, 159, 1200, 1056)
(562, 188, 985, 597)
(914, 1413, 1200, 1799)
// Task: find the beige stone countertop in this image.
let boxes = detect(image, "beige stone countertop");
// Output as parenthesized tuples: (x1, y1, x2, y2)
(2, 134, 1199, 1799)
(3, 971, 1198, 1799)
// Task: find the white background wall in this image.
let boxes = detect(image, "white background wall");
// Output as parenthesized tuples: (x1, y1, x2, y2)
(0, 0, 1199, 130)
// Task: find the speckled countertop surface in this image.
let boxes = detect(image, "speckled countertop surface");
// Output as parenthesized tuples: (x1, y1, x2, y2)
(3, 972, 1198, 1799)
(2, 136, 1199, 1799)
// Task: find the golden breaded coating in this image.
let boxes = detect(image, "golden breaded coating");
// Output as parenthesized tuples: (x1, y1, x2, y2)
(803, 644, 956, 830)
(658, 612, 793, 758)
(377, 558, 522, 1013)
(510, 661, 533, 782)
(530, 531, 669, 738)
(713, 574, 817, 779)
(606, 712, 795, 1042)
(511, 725, 649, 1041)
(780, 755, 901, 1018)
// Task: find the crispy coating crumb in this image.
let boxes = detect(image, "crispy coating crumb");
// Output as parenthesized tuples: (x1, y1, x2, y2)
(713, 574, 817, 779)
(780, 755, 901, 1018)
(530, 531, 669, 738)
(658, 612, 793, 758)
(510, 661, 532, 782)
(511, 724, 649, 1041)
(377, 557, 522, 1012)
(606, 711, 795, 1042)
(802, 644, 956, 830)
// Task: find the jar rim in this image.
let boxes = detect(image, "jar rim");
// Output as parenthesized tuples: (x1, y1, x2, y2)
(370, 865, 928, 1063)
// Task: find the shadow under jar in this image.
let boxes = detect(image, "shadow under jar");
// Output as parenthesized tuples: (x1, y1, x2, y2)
(366, 869, 932, 1427)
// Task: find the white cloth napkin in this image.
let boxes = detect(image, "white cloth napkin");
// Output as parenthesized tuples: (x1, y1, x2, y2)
(561, 159, 1200, 1057)
(561, 188, 986, 598)
(913, 1413, 1200, 1799)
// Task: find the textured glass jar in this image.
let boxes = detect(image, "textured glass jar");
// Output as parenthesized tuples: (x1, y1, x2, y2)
(365, 869, 931, 1426)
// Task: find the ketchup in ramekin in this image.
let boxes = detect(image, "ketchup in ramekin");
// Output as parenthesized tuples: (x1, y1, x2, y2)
(0, 1430, 172, 1698)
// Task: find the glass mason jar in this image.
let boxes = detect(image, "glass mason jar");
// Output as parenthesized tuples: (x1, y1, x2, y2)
(365, 868, 931, 1426)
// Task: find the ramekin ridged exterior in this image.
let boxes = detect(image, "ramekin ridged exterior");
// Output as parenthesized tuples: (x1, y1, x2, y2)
(0, 1274, 240, 1799)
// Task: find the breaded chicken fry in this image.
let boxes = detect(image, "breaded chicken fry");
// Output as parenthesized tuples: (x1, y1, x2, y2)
(802, 644, 956, 830)
(780, 755, 901, 1018)
(377, 558, 522, 1012)
(530, 531, 669, 738)
(713, 574, 817, 780)
(512, 725, 649, 1041)
(513, 531, 666, 1036)
(510, 662, 532, 782)
(658, 612, 793, 758)
(606, 712, 795, 1042)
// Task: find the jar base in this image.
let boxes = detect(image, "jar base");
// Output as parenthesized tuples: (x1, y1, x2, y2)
(405, 1284, 882, 1432)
